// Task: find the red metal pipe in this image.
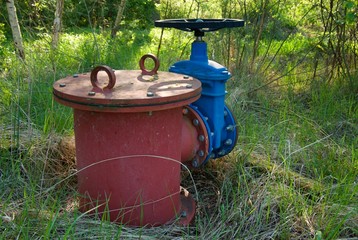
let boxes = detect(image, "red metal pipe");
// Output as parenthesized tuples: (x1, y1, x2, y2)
(181, 114, 200, 163)
(180, 106, 210, 166)
(74, 109, 183, 226)
(53, 64, 201, 226)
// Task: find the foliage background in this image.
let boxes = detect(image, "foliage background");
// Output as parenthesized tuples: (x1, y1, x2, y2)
(0, 0, 357, 239)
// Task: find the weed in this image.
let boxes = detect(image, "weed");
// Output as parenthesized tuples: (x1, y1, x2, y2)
(0, 17, 356, 239)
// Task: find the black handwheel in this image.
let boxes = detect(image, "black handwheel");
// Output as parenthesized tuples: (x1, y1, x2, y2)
(155, 19, 244, 36)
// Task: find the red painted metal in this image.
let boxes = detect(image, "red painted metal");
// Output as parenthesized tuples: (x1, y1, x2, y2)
(75, 108, 183, 225)
(181, 106, 210, 165)
(90, 65, 116, 90)
(181, 116, 199, 163)
(53, 64, 201, 226)
(178, 192, 196, 225)
(139, 54, 160, 75)
(53, 70, 201, 113)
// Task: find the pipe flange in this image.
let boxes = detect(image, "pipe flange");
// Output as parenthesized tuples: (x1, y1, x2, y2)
(182, 105, 211, 166)
(177, 187, 196, 225)
(212, 105, 238, 158)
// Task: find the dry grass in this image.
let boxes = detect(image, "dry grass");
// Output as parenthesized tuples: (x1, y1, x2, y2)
(1, 115, 356, 239)
(1, 131, 356, 239)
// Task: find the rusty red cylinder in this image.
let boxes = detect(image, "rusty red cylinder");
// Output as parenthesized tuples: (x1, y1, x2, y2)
(53, 61, 201, 226)
(75, 109, 182, 225)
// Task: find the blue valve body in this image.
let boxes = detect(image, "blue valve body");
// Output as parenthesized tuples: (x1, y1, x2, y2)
(170, 40, 237, 163)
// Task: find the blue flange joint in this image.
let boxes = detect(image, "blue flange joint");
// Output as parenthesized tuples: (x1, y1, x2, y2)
(170, 40, 237, 165)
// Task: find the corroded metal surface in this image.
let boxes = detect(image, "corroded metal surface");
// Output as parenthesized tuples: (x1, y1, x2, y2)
(180, 106, 211, 166)
(53, 64, 200, 226)
(139, 53, 160, 75)
(75, 108, 184, 226)
(53, 69, 201, 112)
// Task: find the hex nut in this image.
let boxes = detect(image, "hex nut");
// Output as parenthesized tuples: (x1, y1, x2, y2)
(192, 159, 199, 168)
(225, 139, 233, 146)
(218, 150, 226, 156)
(226, 125, 234, 131)
(193, 119, 199, 126)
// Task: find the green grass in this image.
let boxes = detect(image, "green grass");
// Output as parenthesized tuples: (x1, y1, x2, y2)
(0, 26, 357, 239)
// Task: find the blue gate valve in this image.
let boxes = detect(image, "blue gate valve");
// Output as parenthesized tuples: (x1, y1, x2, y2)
(155, 19, 244, 166)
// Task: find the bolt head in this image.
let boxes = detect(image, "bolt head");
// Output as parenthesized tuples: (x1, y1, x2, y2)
(59, 83, 66, 87)
(186, 84, 192, 88)
(182, 108, 189, 115)
(147, 92, 154, 97)
(73, 74, 79, 78)
(183, 75, 190, 79)
(180, 211, 187, 218)
(225, 139, 233, 146)
(193, 119, 199, 126)
(88, 91, 96, 96)
(198, 150, 205, 157)
(198, 135, 205, 142)
(192, 159, 199, 168)
(224, 110, 228, 117)
(226, 125, 234, 131)
(218, 150, 226, 156)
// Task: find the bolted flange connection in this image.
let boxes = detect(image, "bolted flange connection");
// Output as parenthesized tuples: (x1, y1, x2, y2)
(53, 57, 201, 226)
(168, 40, 239, 163)
(180, 103, 238, 165)
(181, 106, 211, 166)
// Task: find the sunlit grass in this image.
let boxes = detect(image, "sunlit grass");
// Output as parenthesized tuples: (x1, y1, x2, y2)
(0, 24, 357, 239)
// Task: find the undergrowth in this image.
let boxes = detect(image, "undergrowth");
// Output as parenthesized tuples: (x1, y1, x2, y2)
(0, 26, 357, 239)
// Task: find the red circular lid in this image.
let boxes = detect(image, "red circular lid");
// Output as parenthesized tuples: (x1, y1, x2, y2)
(53, 68, 201, 112)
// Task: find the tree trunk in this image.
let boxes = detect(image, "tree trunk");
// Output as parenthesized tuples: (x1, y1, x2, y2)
(6, 0, 25, 60)
(111, 0, 126, 38)
(52, 0, 64, 49)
